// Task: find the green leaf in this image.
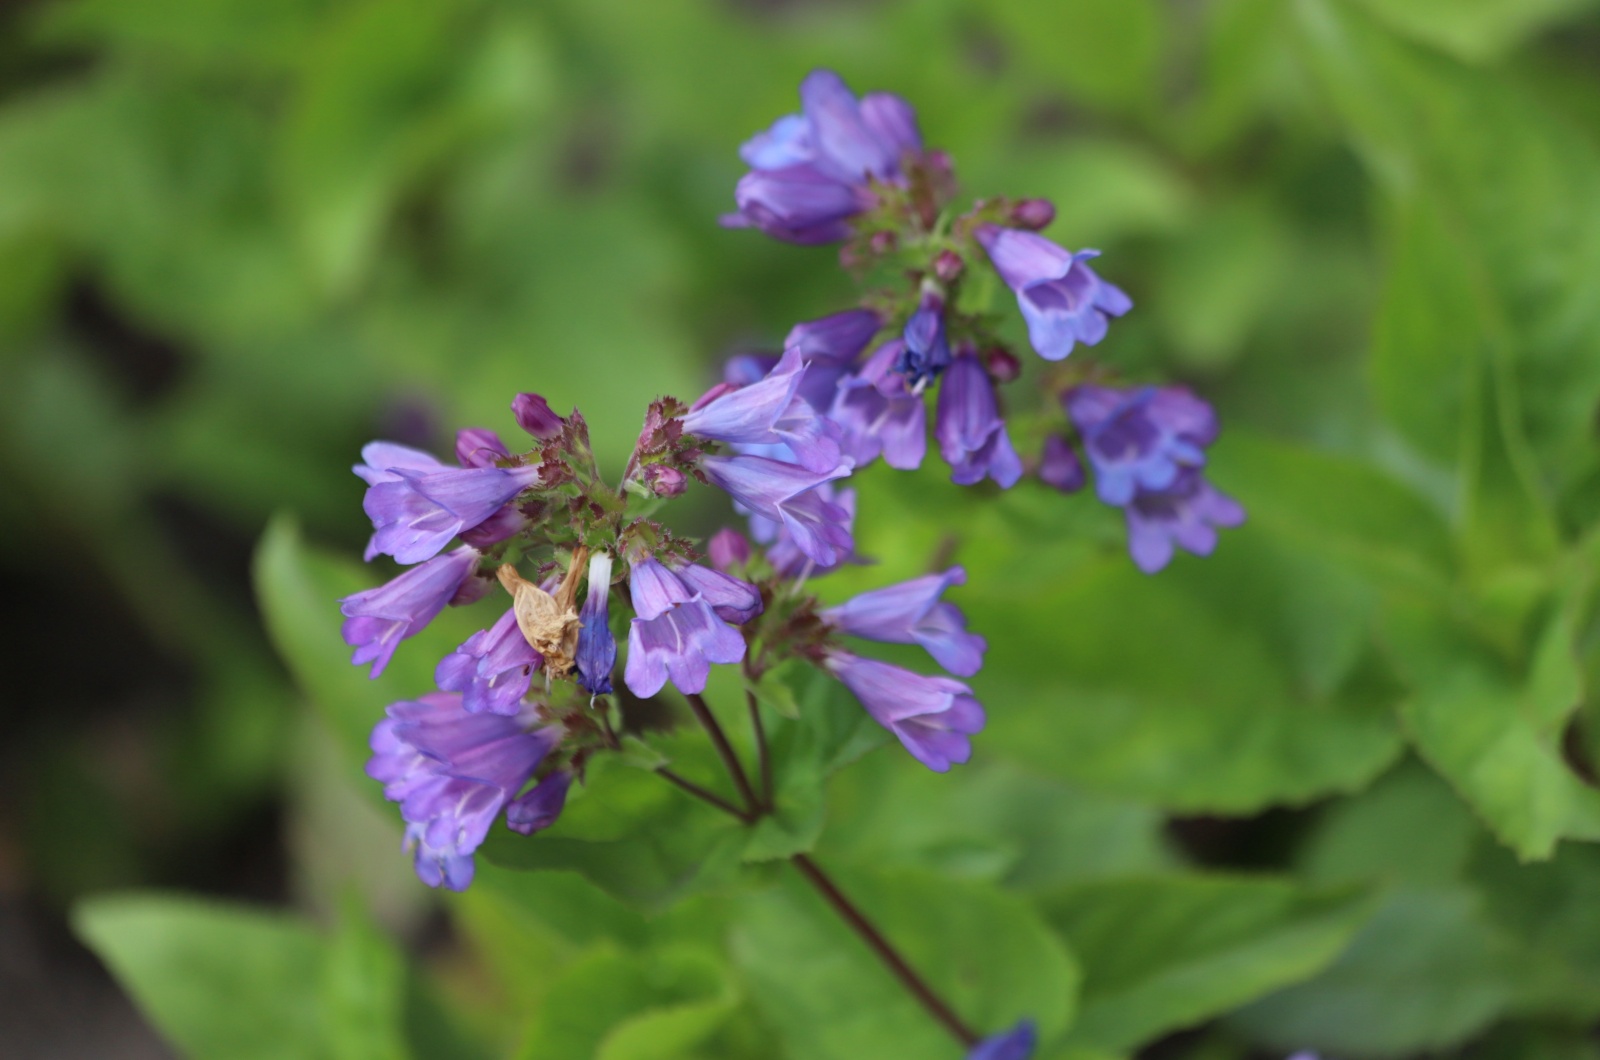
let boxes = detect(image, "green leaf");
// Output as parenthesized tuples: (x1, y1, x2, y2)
(517, 945, 736, 1060)
(1038, 875, 1374, 1052)
(1232, 886, 1519, 1056)
(73, 894, 326, 1060)
(731, 864, 1079, 1060)
(1346, 0, 1598, 63)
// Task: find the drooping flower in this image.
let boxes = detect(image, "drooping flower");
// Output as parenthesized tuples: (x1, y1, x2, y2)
(700, 453, 854, 566)
(1065, 385, 1215, 506)
(1037, 435, 1085, 493)
(761, 483, 861, 579)
(820, 567, 985, 677)
(575, 552, 617, 696)
(824, 652, 985, 772)
(895, 290, 952, 387)
(623, 559, 746, 697)
(362, 462, 542, 565)
(366, 692, 561, 891)
(340, 546, 479, 678)
(975, 225, 1131, 361)
(831, 341, 927, 471)
(674, 562, 764, 624)
(435, 606, 542, 715)
(969, 1020, 1037, 1060)
(723, 69, 922, 244)
(934, 353, 1023, 488)
(784, 308, 882, 409)
(505, 769, 573, 835)
(1123, 467, 1245, 574)
(684, 348, 843, 473)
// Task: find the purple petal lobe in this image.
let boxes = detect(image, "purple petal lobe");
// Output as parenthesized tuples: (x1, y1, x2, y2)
(341, 547, 479, 678)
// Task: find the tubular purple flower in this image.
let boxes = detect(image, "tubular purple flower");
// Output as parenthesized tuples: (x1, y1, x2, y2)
(820, 567, 985, 677)
(831, 341, 927, 471)
(762, 483, 860, 579)
(458, 502, 526, 549)
(700, 453, 854, 566)
(1065, 385, 1216, 506)
(674, 562, 763, 624)
(975, 225, 1131, 361)
(935, 353, 1023, 488)
(366, 692, 560, 891)
(363, 463, 541, 564)
(724, 69, 922, 244)
(1038, 435, 1085, 493)
(512, 393, 563, 440)
(505, 770, 573, 835)
(340, 546, 479, 678)
(682, 348, 844, 473)
(895, 291, 952, 386)
(824, 653, 985, 772)
(576, 552, 616, 696)
(708, 528, 752, 571)
(435, 606, 542, 715)
(969, 1020, 1038, 1060)
(1124, 467, 1245, 574)
(354, 441, 445, 487)
(782, 307, 882, 408)
(455, 428, 509, 469)
(623, 560, 746, 698)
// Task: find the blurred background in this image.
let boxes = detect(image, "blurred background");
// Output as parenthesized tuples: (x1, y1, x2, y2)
(3, 0, 1600, 1056)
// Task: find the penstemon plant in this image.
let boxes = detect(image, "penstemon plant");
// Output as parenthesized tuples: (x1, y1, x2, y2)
(339, 70, 1243, 1059)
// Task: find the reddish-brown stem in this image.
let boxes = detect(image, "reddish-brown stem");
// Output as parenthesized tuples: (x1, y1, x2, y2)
(654, 766, 754, 822)
(791, 854, 979, 1048)
(745, 686, 774, 811)
(684, 692, 760, 815)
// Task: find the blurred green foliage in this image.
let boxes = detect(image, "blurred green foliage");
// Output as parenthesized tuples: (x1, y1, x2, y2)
(4, 0, 1600, 1056)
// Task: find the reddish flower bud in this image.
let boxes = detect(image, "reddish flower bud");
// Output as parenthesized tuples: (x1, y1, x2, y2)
(512, 393, 563, 440)
(933, 249, 965, 284)
(644, 464, 687, 498)
(869, 230, 898, 255)
(982, 344, 1022, 383)
(1010, 198, 1056, 230)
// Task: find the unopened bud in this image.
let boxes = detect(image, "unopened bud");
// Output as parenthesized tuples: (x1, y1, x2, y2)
(1010, 198, 1056, 230)
(983, 344, 1022, 383)
(644, 464, 687, 498)
(933, 249, 965, 284)
(707, 527, 751, 571)
(454, 427, 509, 468)
(1038, 436, 1085, 494)
(869, 230, 898, 255)
(512, 393, 563, 440)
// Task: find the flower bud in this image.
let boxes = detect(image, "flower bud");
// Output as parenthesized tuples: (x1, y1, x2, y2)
(1010, 197, 1056, 230)
(869, 230, 898, 255)
(933, 249, 965, 284)
(455, 427, 509, 469)
(512, 393, 563, 440)
(982, 344, 1022, 383)
(644, 464, 687, 498)
(1038, 436, 1085, 494)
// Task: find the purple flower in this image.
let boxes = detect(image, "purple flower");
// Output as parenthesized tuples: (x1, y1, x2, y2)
(1038, 435, 1085, 493)
(824, 653, 985, 772)
(723, 70, 922, 244)
(1124, 467, 1245, 574)
(505, 770, 573, 835)
(762, 483, 861, 579)
(821, 567, 985, 677)
(354, 441, 445, 486)
(366, 692, 560, 891)
(512, 393, 563, 440)
(708, 528, 752, 571)
(969, 1021, 1037, 1060)
(1065, 385, 1215, 506)
(454, 428, 509, 469)
(623, 560, 747, 697)
(935, 353, 1023, 488)
(674, 562, 763, 624)
(784, 308, 882, 409)
(975, 225, 1131, 361)
(340, 547, 479, 678)
(683, 348, 844, 473)
(362, 463, 541, 564)
(700, 453, 854, 566)
(895, 291, 951, 386)
(435, 606, 542, 715)
(831, 341, 927, 471)
(576, 553, 617, 696)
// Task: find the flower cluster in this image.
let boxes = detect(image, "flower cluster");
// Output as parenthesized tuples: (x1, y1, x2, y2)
(720, 68, 1242, 572)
